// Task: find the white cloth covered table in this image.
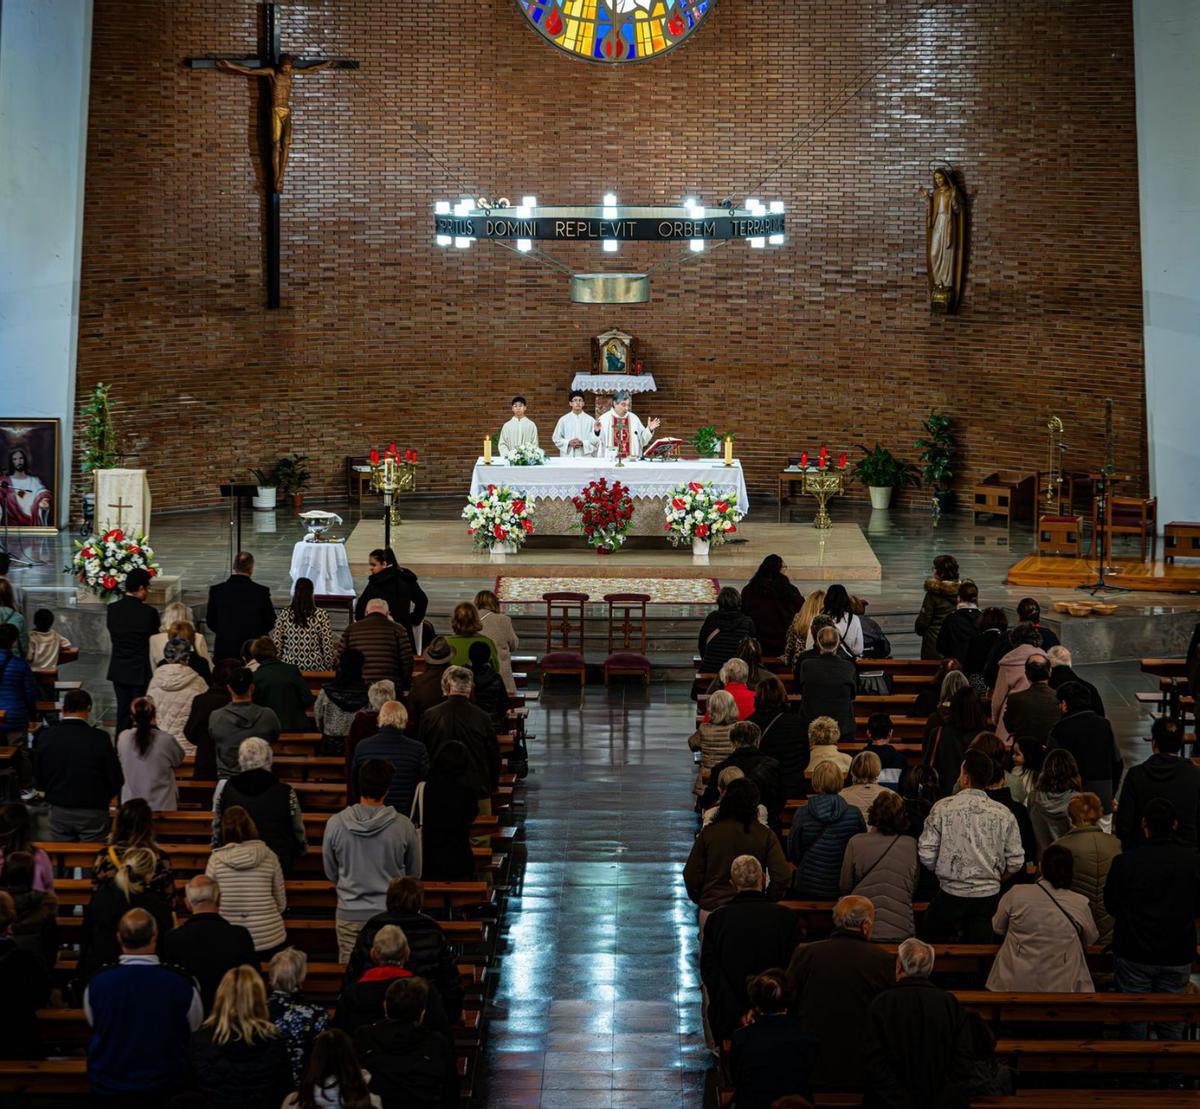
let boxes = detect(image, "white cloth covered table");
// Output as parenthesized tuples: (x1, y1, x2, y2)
(469, 457, 749, 509)
(290, 540, 354, 596)
(570, 372, 657, 395)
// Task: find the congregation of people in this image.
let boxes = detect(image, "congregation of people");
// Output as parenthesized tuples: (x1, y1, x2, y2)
(683, 553, 1200, 1105)
(0, 547, 515, 1107)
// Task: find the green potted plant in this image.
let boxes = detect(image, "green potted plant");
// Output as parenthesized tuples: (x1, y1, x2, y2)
(274, 453, 312, 512)
(690, 425, 731, 458)
(79, 382, 120, 522)
(916, 411, 960, 517)
(249, 463, 279, 511)
(851, 443, 920, 510)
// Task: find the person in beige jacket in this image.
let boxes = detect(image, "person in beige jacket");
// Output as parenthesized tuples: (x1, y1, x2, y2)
(1057, 792, 1121, 946)
(689, 690, 739, 800)
(145, 637, 210, 752)
(205, 804, 287, 954)
(839, 751, 887, 822)
(986, 844, 1098, 993)
(475, 590, 519, 695)
(806, 715, 852, 778)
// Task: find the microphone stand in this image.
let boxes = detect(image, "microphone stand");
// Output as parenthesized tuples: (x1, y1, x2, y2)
(1079, 474, 1126, 596)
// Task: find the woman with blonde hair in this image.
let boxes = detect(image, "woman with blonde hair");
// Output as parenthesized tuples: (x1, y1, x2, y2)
(191, 965, 294, 1108)
(474, 589, 519, 694)
(806, 716, 851, 776)
(445, 601, 498, 668)
(79, 845, 174, 979)
(205, 806, 287, 955)
(689, 689, 739, 802)
(839, 750, 885, 822)
(783, 588, 825, 668)
(149, 601, 211, 667)
(788, 760, 865, 899)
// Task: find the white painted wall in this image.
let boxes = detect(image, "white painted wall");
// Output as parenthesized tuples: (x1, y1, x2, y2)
(1135, 0, 1200, 529)
(0, 0, 93, 526)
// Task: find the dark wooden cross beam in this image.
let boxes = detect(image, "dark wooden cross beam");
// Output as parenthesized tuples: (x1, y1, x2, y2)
(186, 2, 358, 308)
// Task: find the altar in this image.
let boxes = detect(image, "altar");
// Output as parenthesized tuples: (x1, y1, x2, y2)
(469, 456, 749, 536)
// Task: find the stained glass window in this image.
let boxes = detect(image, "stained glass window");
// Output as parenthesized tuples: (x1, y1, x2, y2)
(516, 0, 715, 64)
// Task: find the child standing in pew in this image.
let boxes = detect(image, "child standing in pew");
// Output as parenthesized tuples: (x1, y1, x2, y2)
(28, 609, 72, 678)
(863, 713, 907, 787)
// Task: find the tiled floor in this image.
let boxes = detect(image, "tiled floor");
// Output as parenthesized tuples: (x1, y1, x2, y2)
(7, 497, 1189, 1107)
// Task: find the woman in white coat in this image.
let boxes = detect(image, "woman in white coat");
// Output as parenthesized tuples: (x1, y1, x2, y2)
(475, 589, 519, 695)
(986, 844, 1097, 993)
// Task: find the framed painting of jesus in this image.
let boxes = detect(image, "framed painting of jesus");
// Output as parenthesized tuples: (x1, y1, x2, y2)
(0, 419, 60, 533)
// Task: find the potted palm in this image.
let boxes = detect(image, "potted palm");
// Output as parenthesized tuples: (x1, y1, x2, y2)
(916, 411, 960, 517)
(275, 453, 312, 512)
(79, 382, 120, 525)
(851, 444, 920, 510)
(690, 425, 730, 458)
(249, 464, 278, 511)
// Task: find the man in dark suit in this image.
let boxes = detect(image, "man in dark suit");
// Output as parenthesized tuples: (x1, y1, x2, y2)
(795, 625, 858, 741)
(206, 551, 276, 662)
(1001, 654, 1059, 743)
(417, 667, 499, 805)
(700, 855, 799, 1045)
(1047, 644, 1106, 718)
(105, 567, 160, 733)
(1047, 680, 1124, 810)
(33, 689, 123, 841)
(159, 875, 255, 1013)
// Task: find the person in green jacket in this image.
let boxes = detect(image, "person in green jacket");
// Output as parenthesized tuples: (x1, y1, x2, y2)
(914, 554, 961, 660)
(249, 636, 314, 730)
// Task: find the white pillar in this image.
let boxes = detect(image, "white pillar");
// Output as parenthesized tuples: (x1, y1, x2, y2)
(0, 0, 93, 527)
(1135, 0, 1200, 528)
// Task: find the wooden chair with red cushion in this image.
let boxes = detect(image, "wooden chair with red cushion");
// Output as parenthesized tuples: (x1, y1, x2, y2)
(602, 593, 651, 687)
(1099, 495, 1158, 561)
(540, 592, 587, 690)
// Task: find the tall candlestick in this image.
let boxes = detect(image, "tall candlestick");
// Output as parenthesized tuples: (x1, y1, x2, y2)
(483, 436, 492, 464)
(724, 435, 733, 467)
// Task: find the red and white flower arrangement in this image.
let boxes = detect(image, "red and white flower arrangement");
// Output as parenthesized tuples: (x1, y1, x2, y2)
(572, 477, 634, 553)
(68, 530, 160, 600)
(462, 484, 536, 550)
(663, 480, 745, 546)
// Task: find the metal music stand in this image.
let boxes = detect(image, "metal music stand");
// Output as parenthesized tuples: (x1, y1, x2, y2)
(1079, 473, 1127, 596)
(219, 483, 258, 568)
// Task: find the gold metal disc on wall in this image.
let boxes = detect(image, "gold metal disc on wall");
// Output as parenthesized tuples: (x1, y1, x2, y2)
(570, 273, 650, 304)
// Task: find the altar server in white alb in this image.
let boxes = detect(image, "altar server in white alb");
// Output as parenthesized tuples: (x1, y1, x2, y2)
(552, 391, 599, 457)
(498, 396, 540, 457)
(593, 390, 660, 460)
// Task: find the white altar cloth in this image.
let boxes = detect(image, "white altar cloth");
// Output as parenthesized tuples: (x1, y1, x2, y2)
(570, 373, 657, 395)
(290, 540, 354, 596)
(469, 456, 749, 512)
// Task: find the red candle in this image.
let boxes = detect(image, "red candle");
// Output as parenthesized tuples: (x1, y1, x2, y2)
(838, 452, 847, 469)
(819, 443, 827, 459)
(819, 455, 827, 470)
(800, 451, 808, 467)
(412, 449, 419, 462)
(389, 441, 397, 456)
(369, 448, 379, 465)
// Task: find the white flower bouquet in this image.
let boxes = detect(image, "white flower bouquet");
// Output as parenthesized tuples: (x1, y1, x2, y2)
(663, 480, 744, 546)
(462, 485, 536, 550)
(67, 529, 160, 599)
(504, 442, 547, 466)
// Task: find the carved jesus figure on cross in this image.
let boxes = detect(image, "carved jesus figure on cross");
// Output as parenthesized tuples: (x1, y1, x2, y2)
(215, 53, 335, 190)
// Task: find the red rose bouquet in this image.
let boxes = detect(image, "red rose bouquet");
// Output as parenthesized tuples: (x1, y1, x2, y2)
(571, 477, 634, 553)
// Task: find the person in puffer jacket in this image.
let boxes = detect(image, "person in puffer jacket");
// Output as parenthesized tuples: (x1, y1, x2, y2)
(788, 760, 865, 899)
(145, 637, 209, 752)
(205, 806, 287, 954)
(914, 555, 961, 660)
(697, 588, 758, 682)
(1057, 791, 1121, 946)
(840, 790, 919, 942)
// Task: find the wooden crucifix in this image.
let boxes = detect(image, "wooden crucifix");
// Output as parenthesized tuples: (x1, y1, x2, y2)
(186, 3, 358, 308)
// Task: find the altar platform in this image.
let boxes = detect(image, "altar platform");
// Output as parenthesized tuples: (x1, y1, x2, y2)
(345, 519, 882, 582)
(1007, 553, 1200, 594)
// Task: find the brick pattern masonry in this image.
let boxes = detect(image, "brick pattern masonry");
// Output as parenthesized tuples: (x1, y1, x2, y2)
(76, 0, 1146, 513)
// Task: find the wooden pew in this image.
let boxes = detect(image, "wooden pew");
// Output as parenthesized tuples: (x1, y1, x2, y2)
(956, 990, 1200, 1026)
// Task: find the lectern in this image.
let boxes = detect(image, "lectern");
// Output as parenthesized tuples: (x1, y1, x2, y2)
(219, 483, 258, 568)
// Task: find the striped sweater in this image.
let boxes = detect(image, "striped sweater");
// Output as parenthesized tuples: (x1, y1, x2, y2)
(204, 839, 287, 952)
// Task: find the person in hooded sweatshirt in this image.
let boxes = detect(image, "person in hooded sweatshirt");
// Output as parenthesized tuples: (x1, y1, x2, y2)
(323, 759, 422, 964)
(209, 667, 282, 779)
(354, 975, 458, 1108)
(1114, 716, 1200, 850)
(788, 760, 866, 899)
(936, 580, 982, 664)
(214, 738, 307, 876)
(1028, 749, 1082, 859)
(205, 805, 287, 956)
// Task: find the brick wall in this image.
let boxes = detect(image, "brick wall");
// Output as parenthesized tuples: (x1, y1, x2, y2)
(76, 0, 1146, 512)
